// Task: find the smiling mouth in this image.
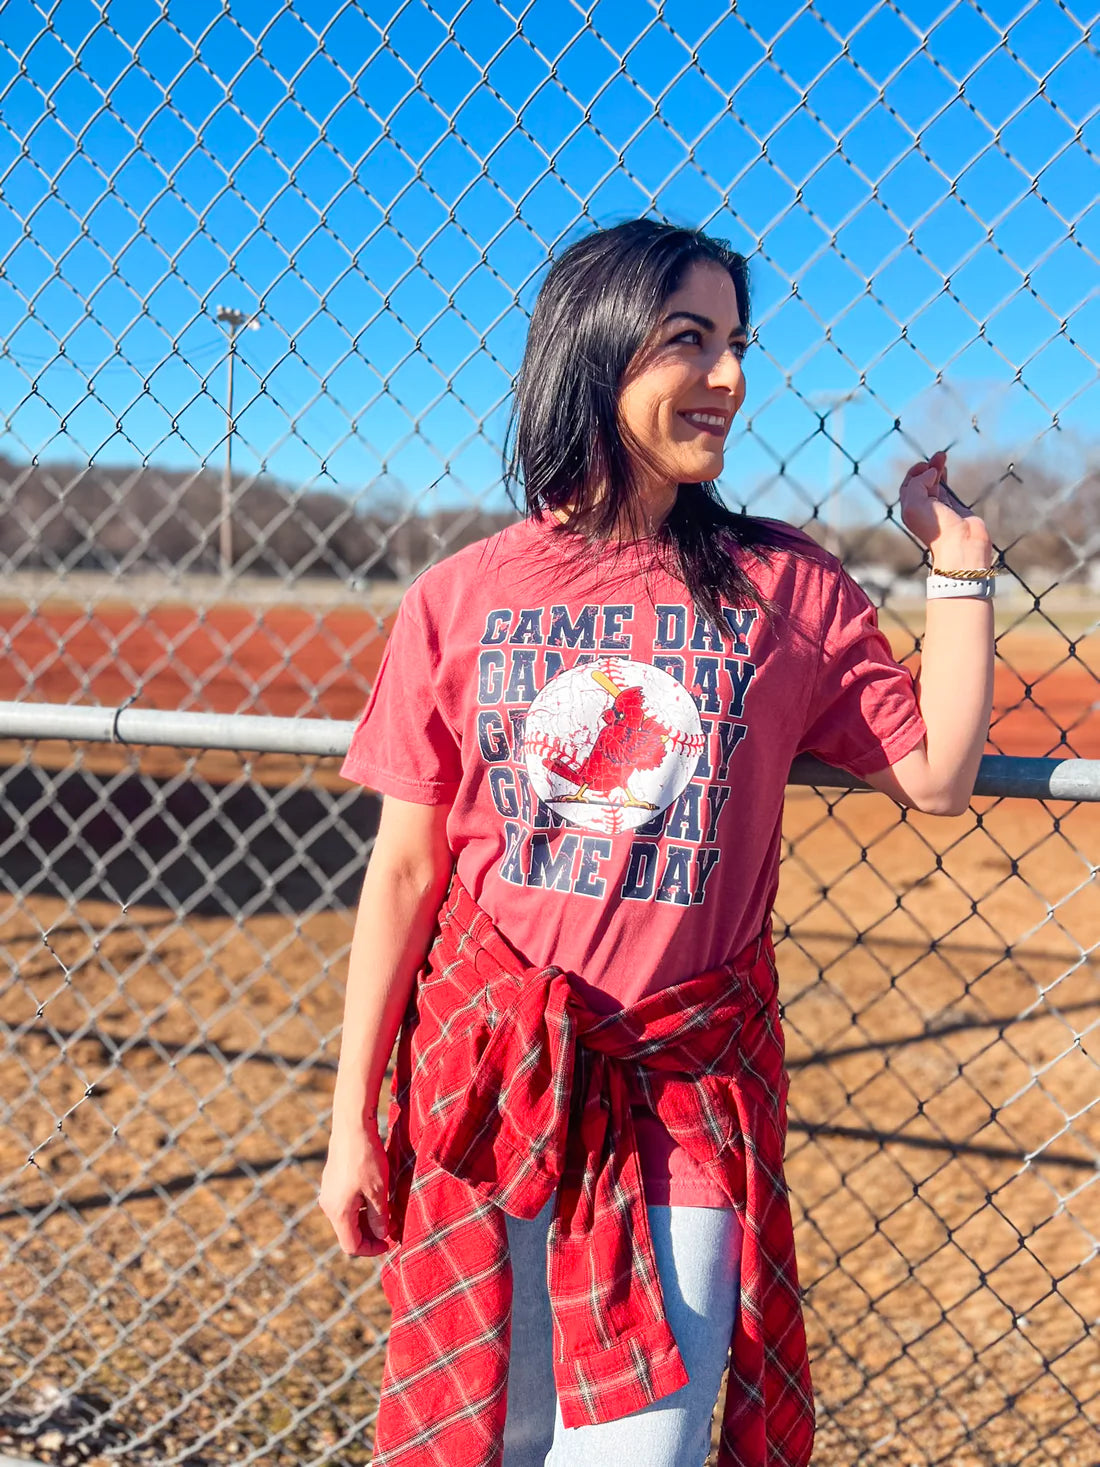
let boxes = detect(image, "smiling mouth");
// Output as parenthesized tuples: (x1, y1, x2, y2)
(679, 410, 728, 437)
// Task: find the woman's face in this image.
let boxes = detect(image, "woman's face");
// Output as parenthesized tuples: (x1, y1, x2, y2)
(617, 260, 747, 496)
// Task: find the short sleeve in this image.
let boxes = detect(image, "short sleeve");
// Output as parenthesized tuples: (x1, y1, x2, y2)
(798, 564, 927, 777)
(339, 590, 462, 804)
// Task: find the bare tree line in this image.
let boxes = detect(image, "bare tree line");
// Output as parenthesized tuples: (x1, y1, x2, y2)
(1, 451, 1096, 583)
(840, 453, 1100, 580)
(0, 456, 514, 581)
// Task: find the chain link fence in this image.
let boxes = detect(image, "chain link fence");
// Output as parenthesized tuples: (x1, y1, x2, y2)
(1, 2, 1097, 1464)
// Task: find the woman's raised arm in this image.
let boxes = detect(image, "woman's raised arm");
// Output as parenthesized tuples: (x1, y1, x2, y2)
(863, 450, 996, 816)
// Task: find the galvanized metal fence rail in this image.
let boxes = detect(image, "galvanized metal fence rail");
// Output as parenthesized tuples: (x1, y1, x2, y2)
(2, 2, 1097, 1465)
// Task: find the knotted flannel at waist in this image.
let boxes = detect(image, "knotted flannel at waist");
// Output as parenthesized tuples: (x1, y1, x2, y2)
(373, 875, 814, 1467)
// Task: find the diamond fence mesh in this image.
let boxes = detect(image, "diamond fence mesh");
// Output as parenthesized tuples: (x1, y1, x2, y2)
(1, 2, 1097, 1464)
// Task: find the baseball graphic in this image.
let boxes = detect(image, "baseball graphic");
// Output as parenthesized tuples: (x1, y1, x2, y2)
(522, 656, 706, 834)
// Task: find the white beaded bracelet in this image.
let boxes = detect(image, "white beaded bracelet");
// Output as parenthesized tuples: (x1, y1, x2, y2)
(927, 572, 995, 600)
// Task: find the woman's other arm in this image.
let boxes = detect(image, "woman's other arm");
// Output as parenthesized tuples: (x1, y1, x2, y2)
(863, 450, 996, 816)
(319, 794, 454, 1256)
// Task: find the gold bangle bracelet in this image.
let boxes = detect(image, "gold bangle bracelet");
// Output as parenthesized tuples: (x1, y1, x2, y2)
(930, 566, 996, 580)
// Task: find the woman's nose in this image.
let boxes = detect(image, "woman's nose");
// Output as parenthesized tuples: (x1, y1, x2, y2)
(708, 348, 744, 398)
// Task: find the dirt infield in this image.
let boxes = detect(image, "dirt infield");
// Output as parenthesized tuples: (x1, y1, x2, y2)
(2, 594, 1098, 758)
(1, 593, 1097, 1465)
(0, 599, 393, 721)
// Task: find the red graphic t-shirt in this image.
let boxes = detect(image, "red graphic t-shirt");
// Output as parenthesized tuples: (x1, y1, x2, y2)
(341, 514, 927, 1206)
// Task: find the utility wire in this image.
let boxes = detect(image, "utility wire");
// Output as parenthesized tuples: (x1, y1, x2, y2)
(0, 337, 227, 373)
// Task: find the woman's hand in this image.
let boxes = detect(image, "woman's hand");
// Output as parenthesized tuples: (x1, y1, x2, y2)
(898, 449, 993, 567)
(318, 1116, 391, 1257)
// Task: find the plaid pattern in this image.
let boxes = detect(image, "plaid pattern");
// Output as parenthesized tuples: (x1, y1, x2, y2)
(371, 875, 814, 1467)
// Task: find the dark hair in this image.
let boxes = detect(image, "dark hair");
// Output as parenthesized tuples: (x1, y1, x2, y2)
(504, 218, 807, 627)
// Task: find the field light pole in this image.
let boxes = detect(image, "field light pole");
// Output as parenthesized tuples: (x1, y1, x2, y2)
(215, 305, 260, 579)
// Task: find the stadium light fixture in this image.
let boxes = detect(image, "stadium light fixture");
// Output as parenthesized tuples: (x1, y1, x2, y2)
(215, 305, 261, 580)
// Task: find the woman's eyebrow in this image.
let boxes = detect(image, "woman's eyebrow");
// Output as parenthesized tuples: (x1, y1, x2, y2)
(662, 310, 748, 341)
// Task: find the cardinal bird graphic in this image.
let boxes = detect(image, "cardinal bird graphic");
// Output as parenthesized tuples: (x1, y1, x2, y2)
(542, 666, 673, 809)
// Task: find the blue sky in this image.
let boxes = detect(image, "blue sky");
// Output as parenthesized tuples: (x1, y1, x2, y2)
(0, 0, 1096, 529)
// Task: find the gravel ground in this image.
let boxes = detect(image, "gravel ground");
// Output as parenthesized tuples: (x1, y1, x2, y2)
(2, 773, 1095, 1467)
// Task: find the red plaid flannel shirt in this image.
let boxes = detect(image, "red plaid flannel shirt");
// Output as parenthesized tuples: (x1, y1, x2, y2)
(371, 875, 814, 1467)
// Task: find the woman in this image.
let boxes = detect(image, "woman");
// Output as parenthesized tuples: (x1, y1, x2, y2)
(319, 220, 995, 1467)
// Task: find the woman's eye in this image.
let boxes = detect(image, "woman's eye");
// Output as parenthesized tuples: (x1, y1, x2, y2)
(670, 330, 748, 359)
